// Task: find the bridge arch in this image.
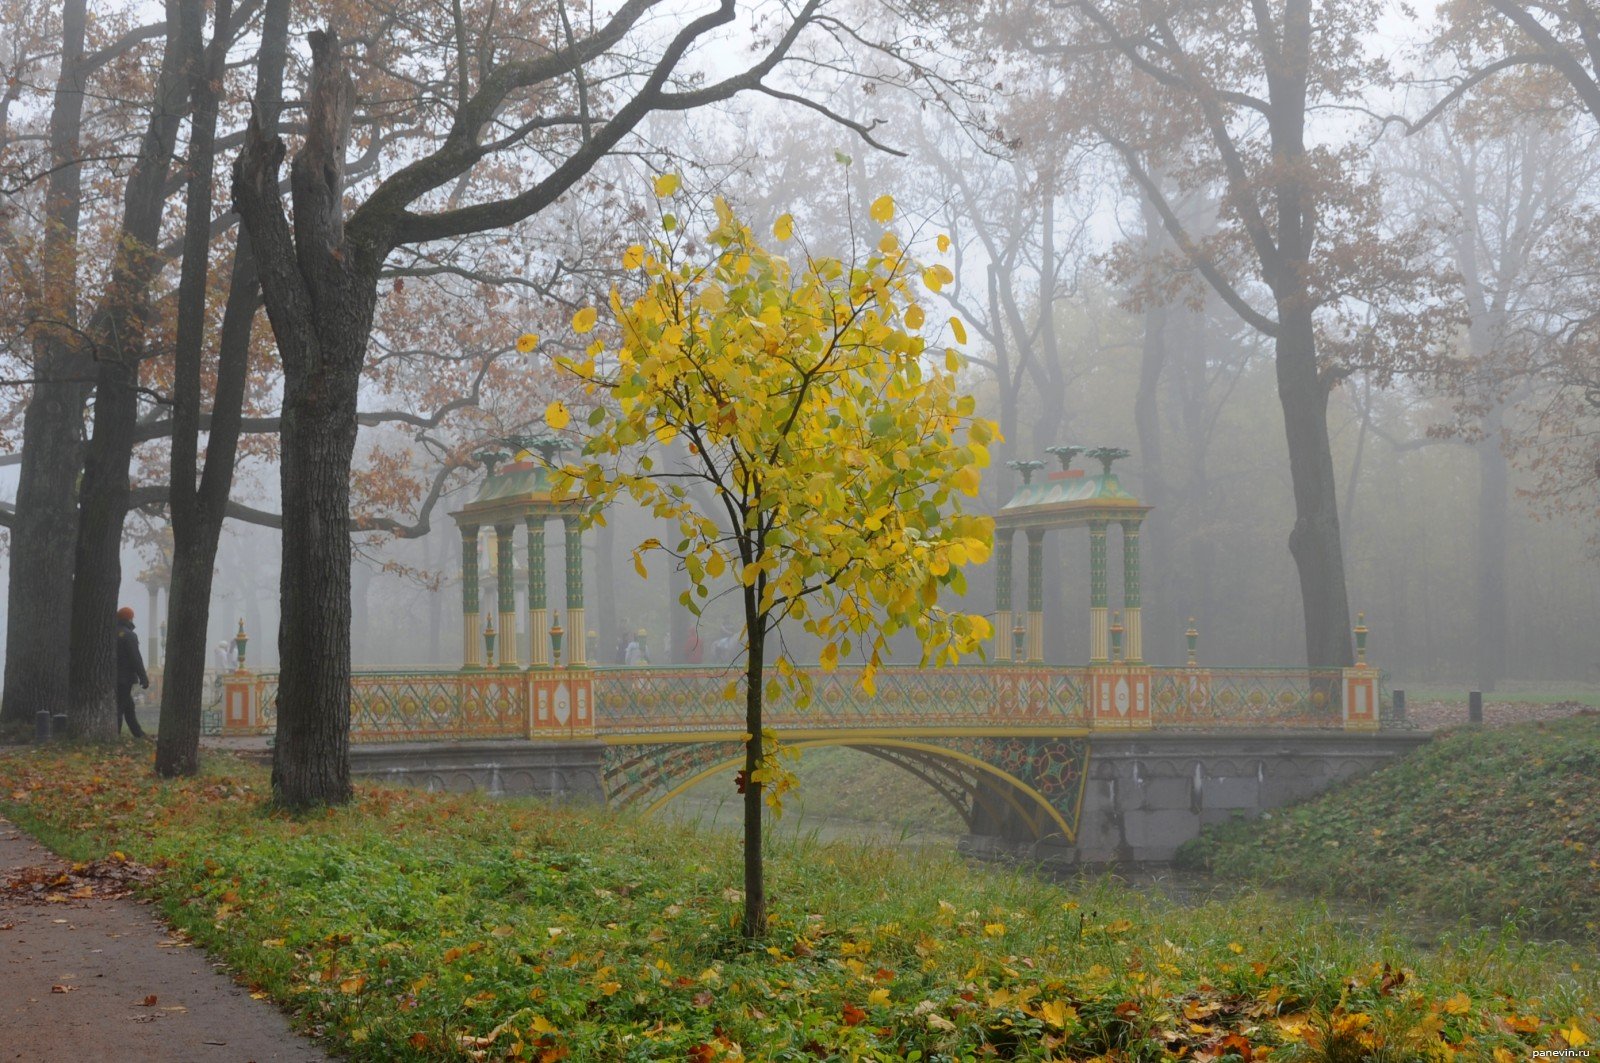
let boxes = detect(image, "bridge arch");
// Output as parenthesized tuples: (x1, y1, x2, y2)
(612, 737, 1083, 844)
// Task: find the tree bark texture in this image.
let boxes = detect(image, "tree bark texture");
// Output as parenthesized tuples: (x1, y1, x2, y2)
(233, 27, 367, 807)
(159, 0, 288, 781)
(67, 0, 201, 741)
(741, 609, 766, 939)
(0, 0, 89, 735)
(1275, 308, 1354, 668)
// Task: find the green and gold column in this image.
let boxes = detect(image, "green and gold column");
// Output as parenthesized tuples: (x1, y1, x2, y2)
(495, 523, 519, 669)
(526, 516, 548, 668)
(1025, 528, 1045, 663)
(461, 525, 482, 669)
(563, 515, 587, 667)
(1121, 519, 1142, 663)
(1089, 520, 1109, 663)
(994, 528, 1014, 662)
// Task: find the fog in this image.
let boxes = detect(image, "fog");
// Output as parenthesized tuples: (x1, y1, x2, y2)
(3, 0, 1599, 729)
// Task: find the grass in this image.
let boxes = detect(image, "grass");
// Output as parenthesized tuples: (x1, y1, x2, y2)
(1177, 714, 1600, 943)
(1397, 684, 1600, 707)
(1, 745, 1596, 1061)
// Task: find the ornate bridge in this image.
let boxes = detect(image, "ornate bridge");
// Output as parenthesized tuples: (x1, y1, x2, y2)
(218, 659, 1391, 852)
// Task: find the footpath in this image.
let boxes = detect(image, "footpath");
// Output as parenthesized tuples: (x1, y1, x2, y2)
(0, 812, 330, 1063)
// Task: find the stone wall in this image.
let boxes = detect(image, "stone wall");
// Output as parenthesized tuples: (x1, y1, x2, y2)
(350, 740, 606, 802)
(967, 731, 1430, 865)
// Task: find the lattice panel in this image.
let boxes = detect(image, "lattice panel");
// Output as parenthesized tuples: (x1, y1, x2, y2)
(602, 740, 744, 808)
(1151, 668, 1347, 728)
(348, 673, 525, 741)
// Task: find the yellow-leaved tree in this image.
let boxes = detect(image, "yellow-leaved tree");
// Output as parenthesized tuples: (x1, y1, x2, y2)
(552, 190, 996, 938)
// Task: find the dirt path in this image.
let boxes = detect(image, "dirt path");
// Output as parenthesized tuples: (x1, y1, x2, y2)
(0, 815, 332, 1063)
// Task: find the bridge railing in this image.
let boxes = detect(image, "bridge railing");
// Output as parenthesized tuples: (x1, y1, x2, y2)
(214, 662, 1386, 737)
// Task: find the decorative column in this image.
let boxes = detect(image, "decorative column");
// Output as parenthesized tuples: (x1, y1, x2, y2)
(994, 528, 1014, 662)
(1121, 519, 1142, 663)
(495, 523, 519, 668)
(527, 516, 549, 668)
(563, 515, 587, 667)
(1089, 520, 1109, 663)
(1025, 528, 1045, 663)
(461, 524, 483, 669)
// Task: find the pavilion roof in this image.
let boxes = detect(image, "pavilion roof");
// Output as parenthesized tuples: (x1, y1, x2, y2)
(995, 470, 1149, 529)
(449, 459, 583, 527)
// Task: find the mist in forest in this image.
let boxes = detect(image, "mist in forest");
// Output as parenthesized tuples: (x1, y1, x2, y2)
(2, 0, 1599, 741)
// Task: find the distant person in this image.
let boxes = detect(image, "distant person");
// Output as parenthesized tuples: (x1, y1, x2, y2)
(683, 627, 703, 665)
(213, 640, 236, 674)
(614, 620, 632, 665)
(713, 621, 739, 664)
(625, 629, 649, 666)
(114, 607, 150, 738)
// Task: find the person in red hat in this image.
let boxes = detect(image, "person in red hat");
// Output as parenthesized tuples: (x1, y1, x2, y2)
(114, 606, 149, 737)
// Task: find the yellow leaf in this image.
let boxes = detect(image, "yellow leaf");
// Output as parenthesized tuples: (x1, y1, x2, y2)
(904, 304, 925, 330)
(949, 316, 967, 344)
(774, 213, 794, 241)
(529, 1015, 557, 1034)
(937, 233, 951, 253)
(653, 172, 680, 197)
(983, 922, 1005, 937)
(820, 643, 839, 671)
(1442, 992, 1471, 1015)
(515, 332, 540, 354)
(878, 231, 898, 253)
(741, 564, 760, 587)
(1562, 1021, 1589, 1048)
(945, 348, 961, 372)
(622, 245, 645, 270)
(491, 925, 516, 938)
(572, 306, 598, 334)
(869, 194, 895, 224)
(867, 987, 890, 1006)
(545, 401, 571, 430)
(1039, 999, 1075, 1029)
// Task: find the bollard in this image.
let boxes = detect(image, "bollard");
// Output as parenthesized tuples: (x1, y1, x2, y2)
(1468, 690, 1483, 726)
(50, 713, 67, 739)
(1392, 689, 1406, 725)
(34, 710, 50, 744)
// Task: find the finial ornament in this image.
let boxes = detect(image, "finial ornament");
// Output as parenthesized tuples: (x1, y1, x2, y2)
(1084, 446, 1131, 476)
(1006, 459, 1045, 485)
(1044, 445, 1086, 471)
(474, 449, 510, 476)
(503, 433, 566, 464)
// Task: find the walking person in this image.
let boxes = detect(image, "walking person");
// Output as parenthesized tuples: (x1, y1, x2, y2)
(115, 607, 150, 738)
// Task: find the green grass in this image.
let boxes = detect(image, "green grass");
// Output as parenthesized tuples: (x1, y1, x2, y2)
(1, 745, 1595, 1061)
(1398, 684, 1600, 706)
(1178, 714, 1600, 943)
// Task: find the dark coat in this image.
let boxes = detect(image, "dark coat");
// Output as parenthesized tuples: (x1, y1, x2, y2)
(116, 618, 149, 687)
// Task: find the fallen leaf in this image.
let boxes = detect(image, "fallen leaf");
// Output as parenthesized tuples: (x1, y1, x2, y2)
(51, 985, 74, 993)
(138, 994, 158, 1006)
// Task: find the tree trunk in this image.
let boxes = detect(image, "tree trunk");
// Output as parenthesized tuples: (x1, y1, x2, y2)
(1474, 406, 1509, 692)
(159, 0, 271, 776)
(271, 348, 363, 807)
(66, 0, 199, 741)
(741, 610, 766, 939)
(1275, 308, 1353, 668)
(0, 0, 89, 738)
(232, 26, 373, 808)
(2, 372, 84, 735)
(1134, 298, 1171, 661)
